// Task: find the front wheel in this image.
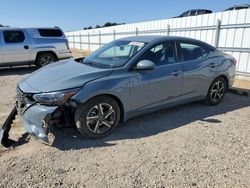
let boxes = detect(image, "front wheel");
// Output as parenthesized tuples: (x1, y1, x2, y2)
(205, 77, 227, 105)
(74, 96, 121, 138)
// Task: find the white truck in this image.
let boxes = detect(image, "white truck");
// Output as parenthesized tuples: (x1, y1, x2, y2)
(0, 27, 72, 67)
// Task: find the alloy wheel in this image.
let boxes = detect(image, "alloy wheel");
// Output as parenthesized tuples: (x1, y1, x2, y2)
(210, 80, 225, 103)
(86, 103, 116, 134)
(40, 56, 54, 66)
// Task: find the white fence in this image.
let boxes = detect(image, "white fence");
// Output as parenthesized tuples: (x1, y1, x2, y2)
(66, 9, 250, 79)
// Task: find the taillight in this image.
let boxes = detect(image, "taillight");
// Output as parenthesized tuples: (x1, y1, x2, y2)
(66, 41, 70, 50)
(232, 57, 237, 66)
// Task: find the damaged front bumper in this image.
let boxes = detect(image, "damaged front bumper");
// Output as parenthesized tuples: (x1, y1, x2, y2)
(0, 103, 58, 146)
(14, 85, 59, 143)
(21, 104, 58, 143)
(1, 85, 76, 146)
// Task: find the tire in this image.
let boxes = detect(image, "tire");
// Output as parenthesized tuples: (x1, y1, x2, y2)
(36, 53, 56, 68)
(74, 96, 121, 138)
(205, 77, 227, 105)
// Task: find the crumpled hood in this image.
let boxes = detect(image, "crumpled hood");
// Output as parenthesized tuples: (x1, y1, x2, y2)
(18, 59, 113, 93)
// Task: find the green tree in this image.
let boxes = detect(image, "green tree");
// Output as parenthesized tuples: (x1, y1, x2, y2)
(104, 22, 112, 27)
(83, 22, 125, 30)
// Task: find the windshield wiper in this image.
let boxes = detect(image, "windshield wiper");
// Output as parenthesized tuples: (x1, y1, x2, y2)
(83, 61, 94, 66)
(82, 61, 100, 68)
(82, 61, 110, 68)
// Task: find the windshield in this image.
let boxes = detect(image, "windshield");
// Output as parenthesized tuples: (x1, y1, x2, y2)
(82, 40, 146, 68)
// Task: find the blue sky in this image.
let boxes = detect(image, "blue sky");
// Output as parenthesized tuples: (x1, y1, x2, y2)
(0, 0, 249, 32)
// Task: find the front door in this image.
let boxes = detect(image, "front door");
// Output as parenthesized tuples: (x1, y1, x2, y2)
(130, 41, 182, 112)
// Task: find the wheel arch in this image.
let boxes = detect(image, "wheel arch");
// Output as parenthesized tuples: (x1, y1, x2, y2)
(216, 75, 229, 91)
(76, 94, 125, 122)
(35, 51, 58, 61)
(205, 74, 230, 97)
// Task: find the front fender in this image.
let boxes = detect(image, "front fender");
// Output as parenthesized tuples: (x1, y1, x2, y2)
(71, 72, 131, 121)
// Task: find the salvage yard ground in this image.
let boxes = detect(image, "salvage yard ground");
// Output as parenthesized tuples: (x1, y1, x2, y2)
(0, 50, 250, 187)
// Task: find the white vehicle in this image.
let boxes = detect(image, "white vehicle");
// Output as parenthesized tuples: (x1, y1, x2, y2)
(0, 27, 72, 67)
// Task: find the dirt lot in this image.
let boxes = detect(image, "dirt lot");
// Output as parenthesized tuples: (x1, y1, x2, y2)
(0, 56, 250, 187)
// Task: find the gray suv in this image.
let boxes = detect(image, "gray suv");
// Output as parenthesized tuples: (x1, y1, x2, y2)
(0, 27, 72, 67)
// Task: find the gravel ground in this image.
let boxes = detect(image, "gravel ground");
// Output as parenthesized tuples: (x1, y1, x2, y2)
(0, 63, 250, 187)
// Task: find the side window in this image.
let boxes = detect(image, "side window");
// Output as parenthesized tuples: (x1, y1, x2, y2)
(180, 42, 211, 61)
(38, 29, 63, 37)
(141, 42, 177, 66)
(150, 44, 164, 53)
(190, 10, 197, 16)
(4, 30, 25, 43)
(198, 10, 204, 15)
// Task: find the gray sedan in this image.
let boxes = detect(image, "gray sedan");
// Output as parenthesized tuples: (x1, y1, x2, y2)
(16, 36, 236, 142)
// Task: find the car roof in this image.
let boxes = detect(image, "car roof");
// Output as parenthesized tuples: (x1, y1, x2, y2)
(119, 35, 202, 43)
(225, 4, 250, 10)
(118, 35, 216, 50)
(0, 27, 62, 31)
(0, 27, 21, 30)
(185, 9, 212, 12)
(232, 4, 250, 7)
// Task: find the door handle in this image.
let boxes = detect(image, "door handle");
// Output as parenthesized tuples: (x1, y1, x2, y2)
(170, 70, 182, 76)
(24, 45, 29, 49)
(209, 62, 218, 68)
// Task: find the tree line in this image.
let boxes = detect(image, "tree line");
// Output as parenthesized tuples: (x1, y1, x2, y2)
(0, 24, 9, 27)
(83, 22, 125, 30)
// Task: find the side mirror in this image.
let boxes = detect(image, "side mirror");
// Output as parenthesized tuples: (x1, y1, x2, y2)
(134, 60, 155, 71)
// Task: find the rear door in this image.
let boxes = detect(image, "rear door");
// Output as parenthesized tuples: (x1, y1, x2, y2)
(2, 29, 31, 63)
(178, 40, 216, 99)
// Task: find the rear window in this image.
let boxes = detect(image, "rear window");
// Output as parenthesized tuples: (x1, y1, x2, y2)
(38, 29, 63, 37)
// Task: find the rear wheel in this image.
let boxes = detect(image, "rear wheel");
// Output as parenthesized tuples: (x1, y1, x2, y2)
(74, 96, 120, 138)
(36, 53, 56, 68)
(206, 77, 227, 105)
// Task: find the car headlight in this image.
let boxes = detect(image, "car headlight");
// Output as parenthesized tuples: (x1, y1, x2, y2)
(33, 88, 81, 105)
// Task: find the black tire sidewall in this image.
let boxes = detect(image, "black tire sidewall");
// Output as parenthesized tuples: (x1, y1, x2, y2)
(36, 53, 56, 68)
(75, 96, 121, 138)
(206, 77, 226, 105)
